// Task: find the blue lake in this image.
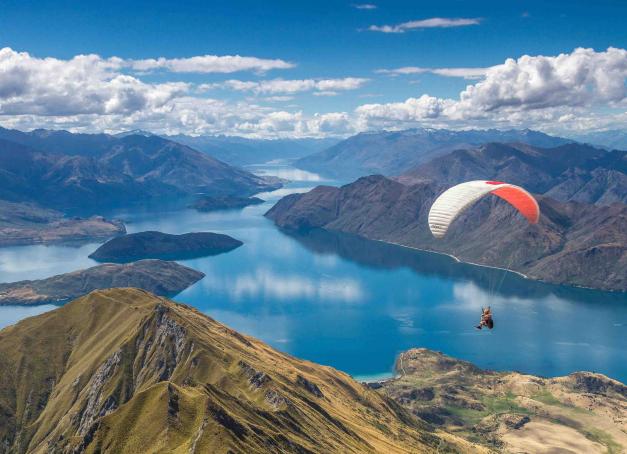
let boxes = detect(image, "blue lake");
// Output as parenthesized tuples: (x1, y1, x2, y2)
(1, 163, 626, 382)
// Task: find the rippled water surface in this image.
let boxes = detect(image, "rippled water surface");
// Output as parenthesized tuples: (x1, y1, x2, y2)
(1, 163, 626, 382)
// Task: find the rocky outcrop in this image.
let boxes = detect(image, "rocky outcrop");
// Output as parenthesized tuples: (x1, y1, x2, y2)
(89, 231, 243, 262)
(379, 348, 627, 453)
(266, 175, 627, 291)
(0, 288, 478, 454)
(191, 195, 264, 212)
(0, 260, 204, 305)
(0, 200, 125, 246)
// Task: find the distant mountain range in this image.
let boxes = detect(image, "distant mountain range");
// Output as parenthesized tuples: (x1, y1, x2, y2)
(267, 175, 626, 291)
(0, 127, 120, 157)
(569, 129, 627, 151)
(166, 134, 339, 166)
(295, 128, 573, 179)
(398, 142, 627, 205)
(0, 128, 280, 212)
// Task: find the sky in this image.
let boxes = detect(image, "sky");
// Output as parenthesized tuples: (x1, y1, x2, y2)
(0, 0, 626, 138)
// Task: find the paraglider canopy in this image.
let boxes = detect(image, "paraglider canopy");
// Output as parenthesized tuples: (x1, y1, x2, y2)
(428, 180, 540, 238)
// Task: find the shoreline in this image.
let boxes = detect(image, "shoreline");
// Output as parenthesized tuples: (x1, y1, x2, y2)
(367, 236, 620, 292)
(369, 237, 529, 279)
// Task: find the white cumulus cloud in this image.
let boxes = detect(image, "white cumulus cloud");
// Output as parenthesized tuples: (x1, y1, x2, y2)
(0, 47, 187, 116)
(356, 95, 453, 122)
(453, 47, 627, 115)
(358, 48, 627, 130)
(1, 47, 626, 138)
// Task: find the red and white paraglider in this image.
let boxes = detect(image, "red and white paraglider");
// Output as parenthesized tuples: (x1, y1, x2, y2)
(428, 180, 540, 239)
(428, 180, 540, 331)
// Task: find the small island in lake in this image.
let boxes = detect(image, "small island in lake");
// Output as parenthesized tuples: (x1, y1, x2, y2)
(89, 230, 243, 262)
(0, 260, 204, 305)
(191, 195, 264, 212)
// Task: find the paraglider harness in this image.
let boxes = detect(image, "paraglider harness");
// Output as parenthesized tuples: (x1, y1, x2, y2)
(476, 307, 494, 330)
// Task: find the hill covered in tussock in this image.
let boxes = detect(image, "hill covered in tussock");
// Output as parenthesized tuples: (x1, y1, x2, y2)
(379, 349, 627, 454)
(0, 288, 483, 454)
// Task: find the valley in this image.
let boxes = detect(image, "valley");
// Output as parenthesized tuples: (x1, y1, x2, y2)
(378, 348, 627, 453)
(0, 131, 625, 453)
(2, 5, 627, 451)
(1, 162, 624, 385)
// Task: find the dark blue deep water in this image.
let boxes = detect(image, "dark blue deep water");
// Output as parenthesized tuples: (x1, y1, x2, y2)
(1, 164, 626, 382)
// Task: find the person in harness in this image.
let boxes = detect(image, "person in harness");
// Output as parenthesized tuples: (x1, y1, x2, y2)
(476, 306, 494, 330)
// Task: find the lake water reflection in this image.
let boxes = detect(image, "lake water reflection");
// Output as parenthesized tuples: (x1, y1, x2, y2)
(1, 162, 625, 382)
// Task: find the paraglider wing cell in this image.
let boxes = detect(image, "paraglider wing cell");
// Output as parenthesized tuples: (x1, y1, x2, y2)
(490, 185, 540, 224)
(428, 180, 539, 238)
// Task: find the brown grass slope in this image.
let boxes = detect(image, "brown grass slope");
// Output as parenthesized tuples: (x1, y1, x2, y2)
(0, 288, 485, 454)
(380, 349, 627, 454)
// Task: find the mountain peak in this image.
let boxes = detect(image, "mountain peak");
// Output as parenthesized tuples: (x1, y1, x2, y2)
(0, 288, 468, 453)
(114, 129, 157, 138)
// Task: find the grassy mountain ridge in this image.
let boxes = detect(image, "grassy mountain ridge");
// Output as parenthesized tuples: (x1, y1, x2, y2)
(0, 288, 484, 453)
